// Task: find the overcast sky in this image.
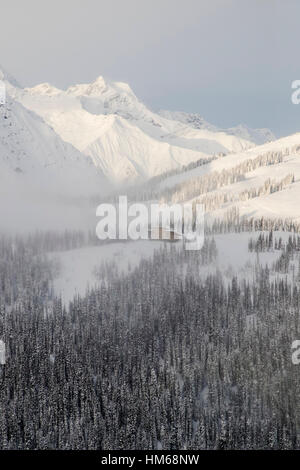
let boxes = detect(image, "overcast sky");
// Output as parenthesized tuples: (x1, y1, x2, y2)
(1, 0, 300, 136)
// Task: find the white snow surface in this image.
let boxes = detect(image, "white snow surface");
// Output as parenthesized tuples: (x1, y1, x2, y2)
(0, 95, 107, 196)
(51, 232, 289, 305)
(51, 240, 163, 304)
(156, 132, 300, 222)
(159, 110, 275, 145)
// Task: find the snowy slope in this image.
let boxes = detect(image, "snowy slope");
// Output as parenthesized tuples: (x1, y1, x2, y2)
(159, 110, 275, 145)
(8, 75, 265, 182)
(83, 115, 213, 181)
(148, 133, 300, 221)
(0, 93, 108, 198)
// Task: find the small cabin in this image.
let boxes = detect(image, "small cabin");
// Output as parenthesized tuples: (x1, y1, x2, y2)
(148, 226, 182, 242)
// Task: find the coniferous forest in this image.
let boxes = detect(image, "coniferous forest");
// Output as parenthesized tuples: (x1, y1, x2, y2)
(0, 227, 300, 450)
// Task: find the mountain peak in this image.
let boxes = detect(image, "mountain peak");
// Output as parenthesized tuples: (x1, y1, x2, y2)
(66, 75, 108, 96)
(86, 75, 108, 95)
(66, 75, 136, 99)
(92, 75, 106, 86)
(26, 82, 61, 96)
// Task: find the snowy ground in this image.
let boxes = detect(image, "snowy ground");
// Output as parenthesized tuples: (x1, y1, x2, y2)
(157, 133, 300, 222)
(50, 232, 292, 305)
(50, 240, 165, 304)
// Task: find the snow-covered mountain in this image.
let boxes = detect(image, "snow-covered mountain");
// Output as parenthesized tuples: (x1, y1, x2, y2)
(148, 132, 300, 222)
(7, 74, 275, 182)
(159, 110, 275, 145)
(0, 85, 107, 198)
(2, 66, 300, 237)
(1, 64, 278, 191)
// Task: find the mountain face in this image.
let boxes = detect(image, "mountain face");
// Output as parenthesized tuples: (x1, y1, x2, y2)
(146, 132, 300, 222)
(6, 74, 274, 182)
(2, 65, 276, 188)
(159, 110, 275, 145)
(0, 88, 107, 199)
